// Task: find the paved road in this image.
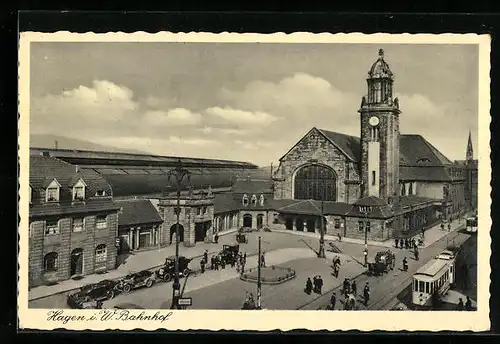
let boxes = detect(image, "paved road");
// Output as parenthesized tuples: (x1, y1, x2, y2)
(300, 230, 471, 311)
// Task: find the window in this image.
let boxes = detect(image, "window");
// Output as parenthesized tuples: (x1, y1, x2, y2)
(372, 171, 376, 185)
(358, 221, 364, 232)
(400, 183, 406, 196)
(366, 221, 371, 232)
(95, 244, 107, 263)
(72, 217, 84, 232)
(334, 219, 340, 229)
(45, 220, 59, 235)
(259, 195, 265, 206)
(294, 164, 336, 201)
(425, 282, 430, 294)
(419, 281, 424, 293)
(197, 208, 202, 216)
(96, 216, 107, 230)
(45, 179, 60, 202)
(251, 195, 257, 206)
(408, 182, 413, 195)
(44, 252, 58, 272)
(95, 189, 106, 197)
(242, 194, 249, 206)
(414, 280, 418, 292)
(203, 206, 207, 215)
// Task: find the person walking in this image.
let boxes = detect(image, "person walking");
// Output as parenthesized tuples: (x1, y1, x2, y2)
(317, 276, 324, 294)
(305, 277, 313, 295)
(351, 280, 357, 296)
(363, 283, 370, 306)
(210, 256, 215, 270)
(343, 278, 350, 297)
(330, 292, 337, 310)
(403, 257, 408, 271)
(200, 258, 206, 274)
(338, 232, 342, 242)
(465, 296, 473, 311)
(203, 250, 208, 264)
(456, 298, 464, 311)
(260, 253, 266, 268)
(214, 233, 219, 243)
(395, 238, 399, 249)
(448, 222, 452, 232)
(221, 255, 226, 269)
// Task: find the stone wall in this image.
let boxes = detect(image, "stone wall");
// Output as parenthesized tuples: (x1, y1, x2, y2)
(416, 181, 444, 199)
(344, 216, 387, 241)
(274, 128, 351, 202)
(28, 211, 119, 288)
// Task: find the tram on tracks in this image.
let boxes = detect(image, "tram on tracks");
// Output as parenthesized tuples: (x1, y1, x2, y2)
(412, 250, 456, 309)
(465, 216, 478, 234)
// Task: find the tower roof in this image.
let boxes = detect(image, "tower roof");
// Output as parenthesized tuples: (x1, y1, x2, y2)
(368, 49, 394, 79)
(466, 130, 474, 161)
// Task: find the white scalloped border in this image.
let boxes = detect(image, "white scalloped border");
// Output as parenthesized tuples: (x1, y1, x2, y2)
(18, 31, 492, 332)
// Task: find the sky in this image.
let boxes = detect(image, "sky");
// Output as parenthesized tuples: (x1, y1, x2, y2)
(30, 42, 479, 166)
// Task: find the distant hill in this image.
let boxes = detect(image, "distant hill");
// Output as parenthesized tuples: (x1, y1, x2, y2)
(30, 134, 148, 155)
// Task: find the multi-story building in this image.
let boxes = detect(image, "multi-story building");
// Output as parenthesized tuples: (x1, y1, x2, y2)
(28, 154, 120, 287)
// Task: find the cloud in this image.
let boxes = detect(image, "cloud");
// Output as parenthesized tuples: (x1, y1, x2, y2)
(205, 106, 278, 126)
(167, 136, 220, 146)
(144, 108, 202, 126)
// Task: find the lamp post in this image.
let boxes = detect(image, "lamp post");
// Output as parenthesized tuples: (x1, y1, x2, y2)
(318, 188, 326, 258)
(167, 158, 191, 310)
(257, 236, 262, 309)
(359, 207, 370, 267)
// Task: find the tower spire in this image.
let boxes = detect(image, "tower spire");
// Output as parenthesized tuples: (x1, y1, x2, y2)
(466, 130, 474, 162)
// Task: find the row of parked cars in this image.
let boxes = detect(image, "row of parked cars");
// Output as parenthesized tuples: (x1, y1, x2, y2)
(67, 256, 192, 309)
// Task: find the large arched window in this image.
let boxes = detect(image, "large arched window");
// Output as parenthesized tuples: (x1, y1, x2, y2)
(294, 164, 336, 201)
(44, 252, 58, 272)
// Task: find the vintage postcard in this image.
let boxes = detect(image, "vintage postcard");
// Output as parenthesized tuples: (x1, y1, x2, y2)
(18, 31, 491, 331)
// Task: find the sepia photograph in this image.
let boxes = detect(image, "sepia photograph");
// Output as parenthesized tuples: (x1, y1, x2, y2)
(18, 32, 491, 331)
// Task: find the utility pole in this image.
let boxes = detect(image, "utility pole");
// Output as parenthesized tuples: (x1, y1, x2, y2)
(257, 236, 262, 309)
(167, 158, 191, 310)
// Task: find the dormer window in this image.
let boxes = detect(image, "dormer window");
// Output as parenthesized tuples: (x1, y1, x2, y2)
(242, 194, 249, 207)
(251, 195, 257, 206)
(416, 157, 431, 164)
(95, 189, 107, 197)
(72, 179, 87, 201)
(46, 179, 61, 203)
(259, 194, 265, 206)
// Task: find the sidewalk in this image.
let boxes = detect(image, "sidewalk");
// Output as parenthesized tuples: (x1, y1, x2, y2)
(28, 229, 239, 301)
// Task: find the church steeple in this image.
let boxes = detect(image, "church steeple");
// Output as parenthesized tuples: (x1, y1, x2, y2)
(466, 130, 474, 162)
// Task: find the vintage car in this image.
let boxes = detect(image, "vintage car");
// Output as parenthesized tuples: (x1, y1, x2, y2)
(236, 232, 248, 244)
(67, 279, 119, 308)
(116, 270, 156, 293)
(220, 244, 240, 265)
(367, 250, 394, 276)
(156, 256, 192, 282)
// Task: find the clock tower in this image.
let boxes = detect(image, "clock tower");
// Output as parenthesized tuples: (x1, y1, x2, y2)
(358, 49, 401, 201)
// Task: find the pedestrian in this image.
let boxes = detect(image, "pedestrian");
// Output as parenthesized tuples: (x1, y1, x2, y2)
(395, 238, 399, 249)
(412, 238, 416, 249)
(312, 276, 318, 293)
(343, 278, 350, 297)
(456, 298, 464, 311)
(465, 296, 473, 311)
(351, 280, 357, 296)
(441, 223, 445, 231)
(305, 277, 313, 295)
(421, 228, 425, 238)
(330, 292, 337, 309)
(203, 250, 208, 264)
(215, 256, 220, 270)
(210, 256, 215, 270)
(349, 293, 356, 310)
(244, 252, 247, 263)
(338, 232, 342, 242)
(230, 256, 236, 268)
(403, 257, 408, 271)
(260, 253, 266, 268)
(318, 276, 324, 294)
(200, 258, 206, 273)
(448, 222, 451, 231)
(333, 262, 339, 278)
(221, 255, 226, 269)
(214, 233, 219, 243)
(392, 253, 396, 270)
(414, 248, 419, 261)
(363, 283, 370, 306)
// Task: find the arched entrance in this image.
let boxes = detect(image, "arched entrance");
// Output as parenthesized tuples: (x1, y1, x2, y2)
(285, 218, 293, 230)
(294, 164, 337, 201)
(295, 218, 304, 231)
(243, 214, 252, 228)
(306, 219, 316, 233)
(195, 221, 211, 242)
(70, 248, 84, 276)
(256, 214, 264, 230)
(170, 224, 184, 243)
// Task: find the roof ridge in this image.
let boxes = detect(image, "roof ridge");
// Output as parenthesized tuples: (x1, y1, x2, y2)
(316, 128, 358, 162)
(420, 136, 452, 165)
(278, 199, 309, 211)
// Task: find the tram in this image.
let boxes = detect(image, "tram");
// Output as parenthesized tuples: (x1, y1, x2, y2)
(465, 216, 478, 233)
(412, 251, 456, 308)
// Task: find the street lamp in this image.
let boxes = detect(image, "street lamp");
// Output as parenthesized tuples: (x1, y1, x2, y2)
(167, 158, 191, 310)
(359, 207, 371, 267)
(257, 236, 262, 309)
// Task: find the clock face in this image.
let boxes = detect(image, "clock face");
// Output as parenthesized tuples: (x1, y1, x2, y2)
(369, 116, 380, 127)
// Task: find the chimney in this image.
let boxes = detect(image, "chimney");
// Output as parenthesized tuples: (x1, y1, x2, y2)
(75, 165, 79, 174)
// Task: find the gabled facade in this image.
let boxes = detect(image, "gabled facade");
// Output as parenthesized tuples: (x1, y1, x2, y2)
(28, 154, 120, 288)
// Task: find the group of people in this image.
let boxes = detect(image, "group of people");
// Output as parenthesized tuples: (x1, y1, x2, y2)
(200, 249, 247, 274)
(456, 296, 474, 311)
(395, 236, 422, 250)
(304, 275, 324, 295)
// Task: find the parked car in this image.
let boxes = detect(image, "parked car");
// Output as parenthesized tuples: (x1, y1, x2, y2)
(116, 270, 156, 293)
(156, 256, 192, 282)
(220, 244, 240, 265)
(67, 279, 118, 308)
